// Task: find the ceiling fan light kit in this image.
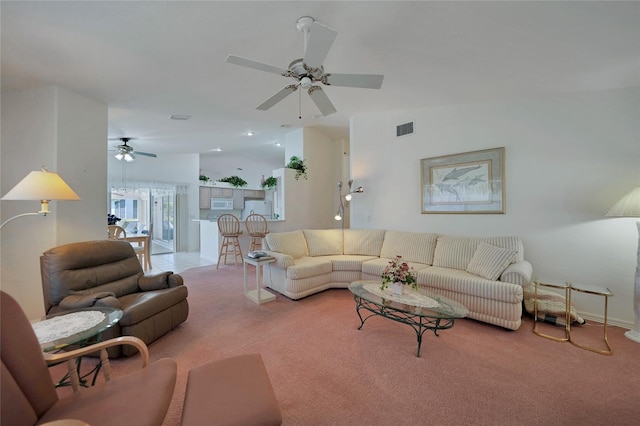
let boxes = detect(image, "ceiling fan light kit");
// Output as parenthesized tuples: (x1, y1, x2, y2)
(226, 16, 384, 117)
(111, 137, 158, 162)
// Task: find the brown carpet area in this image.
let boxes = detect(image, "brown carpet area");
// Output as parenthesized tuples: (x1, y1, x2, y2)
(56, 265, 640, 425)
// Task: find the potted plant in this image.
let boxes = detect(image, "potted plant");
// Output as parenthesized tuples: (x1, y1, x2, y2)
(261, 176, 277, 190)
(217, 175, 248, 188)
(286, 156, 308, 180)
(199, 173, 210, 184)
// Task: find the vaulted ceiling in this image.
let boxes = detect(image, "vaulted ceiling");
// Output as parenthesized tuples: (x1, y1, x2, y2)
(2, 1, 638, 165)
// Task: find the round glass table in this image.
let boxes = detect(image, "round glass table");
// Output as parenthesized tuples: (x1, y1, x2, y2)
(32, 306, 123, 387)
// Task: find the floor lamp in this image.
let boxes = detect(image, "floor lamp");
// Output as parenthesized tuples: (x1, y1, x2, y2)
(0, 168, 80, 230)
(606, 186, 640, 343)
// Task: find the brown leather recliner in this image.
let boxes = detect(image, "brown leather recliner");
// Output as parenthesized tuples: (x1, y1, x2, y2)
(40, 240, 189, 357)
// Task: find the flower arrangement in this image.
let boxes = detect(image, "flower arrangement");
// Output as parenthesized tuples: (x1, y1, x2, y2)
(381, 255, 417, 290)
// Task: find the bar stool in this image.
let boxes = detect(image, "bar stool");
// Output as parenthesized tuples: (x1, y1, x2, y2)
(245, 213, 269, 252)
(217, 214, 243, 268)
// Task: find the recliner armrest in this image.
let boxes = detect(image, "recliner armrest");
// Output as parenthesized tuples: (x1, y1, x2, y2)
(168, 273, 183, 287)
(138, 271, 184, 291)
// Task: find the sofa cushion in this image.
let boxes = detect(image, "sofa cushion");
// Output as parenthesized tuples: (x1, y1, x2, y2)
(286, 257, 333, 280)
(417, 267, 523, 304)
(466, 242, 517, 280)
(118, 285, 188, 326)
(380, 231, 437, 265)
(324, 255, 378, 271)
(303, 229, 344, 256)
(265, 230, 309, 259)
(432, 237, 478, 271)
(343, 229, 386, 256)
(362, 258, 430, 279)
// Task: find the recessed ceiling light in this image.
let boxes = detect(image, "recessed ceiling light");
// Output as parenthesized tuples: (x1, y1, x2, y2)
(170, 114, 191, 120)
(210, 147, 223, 152)
(275, 142, 282, 147)
(245, 131, 254, 136)
(280, 124, 292, 128)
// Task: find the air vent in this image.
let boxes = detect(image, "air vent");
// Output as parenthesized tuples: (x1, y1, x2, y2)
(396, 121, 414, 137)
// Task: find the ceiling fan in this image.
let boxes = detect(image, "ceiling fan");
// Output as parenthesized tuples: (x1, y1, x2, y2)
(110, 137, 157, 162)
(225, 16, 384, 117)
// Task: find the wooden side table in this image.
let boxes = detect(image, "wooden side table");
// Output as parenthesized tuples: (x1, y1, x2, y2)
(243, 256, 276, 304)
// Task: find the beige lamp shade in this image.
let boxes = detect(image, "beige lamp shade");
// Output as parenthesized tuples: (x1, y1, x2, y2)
(606, 186, 640, 217)
(1, 170, 80, 202)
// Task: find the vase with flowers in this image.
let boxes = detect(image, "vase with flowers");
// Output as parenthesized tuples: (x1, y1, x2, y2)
(381, 255, 417, 295)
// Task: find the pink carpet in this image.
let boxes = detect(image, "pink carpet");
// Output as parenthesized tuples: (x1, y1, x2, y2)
(56, 265, 640, 425)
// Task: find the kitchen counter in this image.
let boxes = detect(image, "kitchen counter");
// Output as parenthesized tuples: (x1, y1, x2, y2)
(193, 219, 287, 262)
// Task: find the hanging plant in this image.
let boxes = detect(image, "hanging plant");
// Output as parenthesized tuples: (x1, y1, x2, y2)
(217, 175, 248, 188)
(286, 156, 308, 180)
(261, 176, 278, 190)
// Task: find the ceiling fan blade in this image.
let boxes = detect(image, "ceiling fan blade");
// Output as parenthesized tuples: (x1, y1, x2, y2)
(256, 85, 298, 111)
(308, 86, 337, 116)
(135, 151, 157, 158)
(303, 22, 337, 69)
(324, 73, 384, 89)
(225, 55, 289, 76)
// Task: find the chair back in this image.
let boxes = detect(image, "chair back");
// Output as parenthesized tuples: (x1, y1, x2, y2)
(245, 213, 269, 237)
(1, 291, 59, 425)
(108, 225, 127, 240)
(217, 214, 242, 236)
(40, 240, 142, 313)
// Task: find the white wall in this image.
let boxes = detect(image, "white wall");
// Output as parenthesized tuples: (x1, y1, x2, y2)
(279, 128, 343, 230)
(1, 86, 107, 319)
(350, 87, 639, 327)
(108, 152, 200, 251)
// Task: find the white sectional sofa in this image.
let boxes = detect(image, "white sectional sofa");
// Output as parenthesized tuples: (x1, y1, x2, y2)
(262, 229, 533, 330)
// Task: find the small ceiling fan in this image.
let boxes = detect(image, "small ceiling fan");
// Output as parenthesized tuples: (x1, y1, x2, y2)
(110, 137, 157, 162)
(225, 16, 384, 117)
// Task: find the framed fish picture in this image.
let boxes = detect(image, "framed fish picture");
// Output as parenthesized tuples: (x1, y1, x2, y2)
(421, 147, 505, 214)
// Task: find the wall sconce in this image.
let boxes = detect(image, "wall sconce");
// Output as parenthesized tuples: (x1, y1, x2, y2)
(0, 167, 80, 230)
(335, 180, 365, 221)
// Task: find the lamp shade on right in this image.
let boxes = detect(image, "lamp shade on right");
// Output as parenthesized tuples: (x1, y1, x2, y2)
(606, 186, 640, 217)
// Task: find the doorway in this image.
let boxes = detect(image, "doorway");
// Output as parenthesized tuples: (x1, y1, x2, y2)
(110, 186, 176, 255)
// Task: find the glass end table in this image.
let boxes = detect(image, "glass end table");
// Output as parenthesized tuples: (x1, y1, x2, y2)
(32, 306, 123, 387)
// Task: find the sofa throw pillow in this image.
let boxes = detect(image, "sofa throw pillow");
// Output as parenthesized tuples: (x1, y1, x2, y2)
(466, 242, 517, 281)
(265, 230, 309, 259)
(304, 229, 343, 256)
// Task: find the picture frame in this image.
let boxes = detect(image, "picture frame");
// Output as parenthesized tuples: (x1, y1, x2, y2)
(421, 147, 505, 214)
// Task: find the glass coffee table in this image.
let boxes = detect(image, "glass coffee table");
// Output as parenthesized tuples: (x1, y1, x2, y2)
(349, 280, 469, 357)
(32, 306, 123, 387)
